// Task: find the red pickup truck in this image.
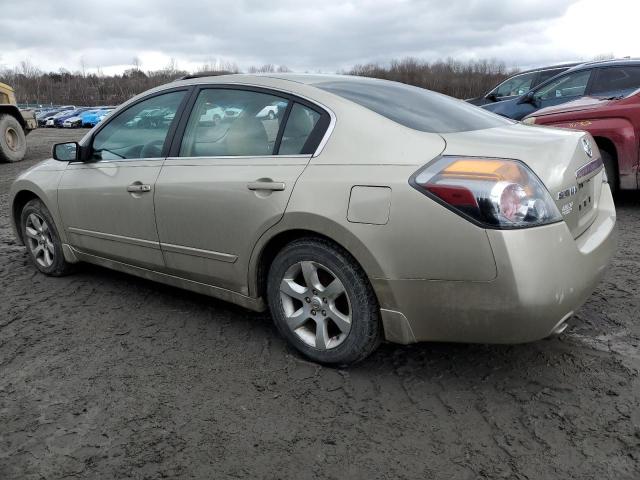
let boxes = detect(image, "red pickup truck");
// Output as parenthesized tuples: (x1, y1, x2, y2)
(522, 90, 640, 192)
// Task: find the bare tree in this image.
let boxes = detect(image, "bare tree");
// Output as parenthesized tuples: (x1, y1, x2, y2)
(1, 57, 514, 106)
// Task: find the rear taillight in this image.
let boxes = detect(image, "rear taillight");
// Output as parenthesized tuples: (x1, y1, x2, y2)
(410, 156, 562, 229)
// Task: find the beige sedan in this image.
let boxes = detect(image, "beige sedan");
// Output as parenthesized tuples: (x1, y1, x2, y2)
(9, 74, 616, 364)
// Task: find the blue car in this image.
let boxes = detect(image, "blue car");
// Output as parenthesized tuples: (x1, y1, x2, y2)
(82, 108, 114, 127)
(482, 58, 640, 120)
(53, 107, 94, 127)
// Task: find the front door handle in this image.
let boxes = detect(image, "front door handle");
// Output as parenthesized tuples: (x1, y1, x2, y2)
(127, 183, 152, 193)
(247, 181, 286, 191)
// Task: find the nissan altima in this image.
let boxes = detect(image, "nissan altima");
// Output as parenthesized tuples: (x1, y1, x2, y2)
(9, 74, 616, 365)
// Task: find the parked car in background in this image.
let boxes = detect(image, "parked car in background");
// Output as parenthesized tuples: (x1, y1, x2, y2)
(199, 106, 225, 124)
(63, 108, 111, 128)
(467, 63, 579, 106)
(9, 74, 615, 365)
(38, 106, 75, 126)
(224, 107, 242, 118)
(256, 100, 288, 119)
(94, 109, 113, 126)
(523, 88, 640, 192)
(53, 107, 94, 127)
(37, 110, 59, 126)
(482, 59, 640, 120)
(82, 108, 114, 127)
(45, 110, 72, 127)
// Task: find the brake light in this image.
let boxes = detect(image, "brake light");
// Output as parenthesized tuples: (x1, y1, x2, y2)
(411, 156, 562, 228)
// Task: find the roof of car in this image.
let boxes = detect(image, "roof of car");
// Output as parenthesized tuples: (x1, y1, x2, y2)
(564, 58, 640, 73)
(175, 72, 415, 87)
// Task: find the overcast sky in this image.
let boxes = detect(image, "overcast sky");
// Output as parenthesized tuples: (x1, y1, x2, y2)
(0, 0, 637, 74)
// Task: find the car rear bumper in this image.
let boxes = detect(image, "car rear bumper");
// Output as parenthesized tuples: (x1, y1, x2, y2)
(374, 182, 617, 344)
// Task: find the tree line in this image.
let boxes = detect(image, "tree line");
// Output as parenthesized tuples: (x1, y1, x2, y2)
(1, 58, 514, 107)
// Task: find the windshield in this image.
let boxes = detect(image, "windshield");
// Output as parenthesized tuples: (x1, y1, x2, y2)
(494, 71, 536, 97)
(314, 78, 512, 133)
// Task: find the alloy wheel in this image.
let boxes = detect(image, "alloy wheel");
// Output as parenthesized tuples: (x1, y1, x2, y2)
(279, 260, 352, 350)
(25, 213, 55, 268)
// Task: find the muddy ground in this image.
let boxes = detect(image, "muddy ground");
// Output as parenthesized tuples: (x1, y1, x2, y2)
(1, 128, 639, 479)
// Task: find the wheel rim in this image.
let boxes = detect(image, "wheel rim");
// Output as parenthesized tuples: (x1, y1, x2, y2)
(25, 213, 55, 268)
(279, 261, 352, 350)
(5, 127, 19, 152)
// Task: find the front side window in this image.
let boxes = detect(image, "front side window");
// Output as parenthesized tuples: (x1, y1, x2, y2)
(92, 90, 186, 160)
(535, 70, 591, 101)
(590, 66, 640, 96)
(180, 89, 289, 157)
(494, 72, 536, 98)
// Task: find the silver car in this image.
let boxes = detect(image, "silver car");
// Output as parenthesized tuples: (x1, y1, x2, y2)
(9, 74, 616, 364)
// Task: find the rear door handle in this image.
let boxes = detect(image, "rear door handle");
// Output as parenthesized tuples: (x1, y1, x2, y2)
(247, 181, 286, 191)
(127, 183, 152, 193)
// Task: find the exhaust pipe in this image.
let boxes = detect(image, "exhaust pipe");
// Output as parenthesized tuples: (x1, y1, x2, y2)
(550, 312, 573, 336)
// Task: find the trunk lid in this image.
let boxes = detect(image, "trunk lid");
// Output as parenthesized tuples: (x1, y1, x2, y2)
(439, 123, 604, 238)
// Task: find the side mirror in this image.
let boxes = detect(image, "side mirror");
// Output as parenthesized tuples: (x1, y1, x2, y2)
(485, 92, 498, 102)
(517, 92, 535, 105)
(52, 142, 80, 162)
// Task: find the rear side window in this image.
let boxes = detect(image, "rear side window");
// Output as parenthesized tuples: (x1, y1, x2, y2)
(590, 66, 640, 96)
(279, 104, 321, 155)
(315, 79, 512, 133)
(179, 89, 289, 157)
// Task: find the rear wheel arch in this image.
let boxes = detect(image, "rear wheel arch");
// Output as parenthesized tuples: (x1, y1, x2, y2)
(593, 136, 619, 190)
(251, 223, 383, 302)
(0, 106, 26, 129)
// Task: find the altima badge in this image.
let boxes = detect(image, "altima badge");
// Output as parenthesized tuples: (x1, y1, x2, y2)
(557, 185, 577, 200)
(581, 137, 593, 158)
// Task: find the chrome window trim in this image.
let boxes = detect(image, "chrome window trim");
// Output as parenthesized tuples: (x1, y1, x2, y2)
(165, 154, 310, 161)
(176, 81, 337, 158)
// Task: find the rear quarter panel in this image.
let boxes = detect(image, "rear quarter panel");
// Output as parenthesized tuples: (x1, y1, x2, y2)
(260, 103, 499, 295)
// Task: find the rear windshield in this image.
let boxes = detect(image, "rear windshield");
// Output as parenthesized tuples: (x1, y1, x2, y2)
(314, 78, 512, 133)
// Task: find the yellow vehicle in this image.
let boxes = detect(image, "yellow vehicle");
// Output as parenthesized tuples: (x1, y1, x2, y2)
(0, 82, 37, 162)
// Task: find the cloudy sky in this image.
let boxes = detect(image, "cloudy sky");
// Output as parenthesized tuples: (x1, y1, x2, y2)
(0, 0, 637, 74)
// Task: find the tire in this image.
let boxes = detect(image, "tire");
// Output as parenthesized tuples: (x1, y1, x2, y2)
(601, 149, 618, 194)
(0, 114, 27, 163)
(267, 237, 382, 365)
(20, 199, 74, 276)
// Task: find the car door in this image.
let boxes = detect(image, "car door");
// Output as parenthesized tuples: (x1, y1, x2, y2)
(153, 86, 330, 293)
(58, 89, 188, 270)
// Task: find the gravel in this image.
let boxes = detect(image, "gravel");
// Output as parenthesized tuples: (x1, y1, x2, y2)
(1, 128, 639, 479)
